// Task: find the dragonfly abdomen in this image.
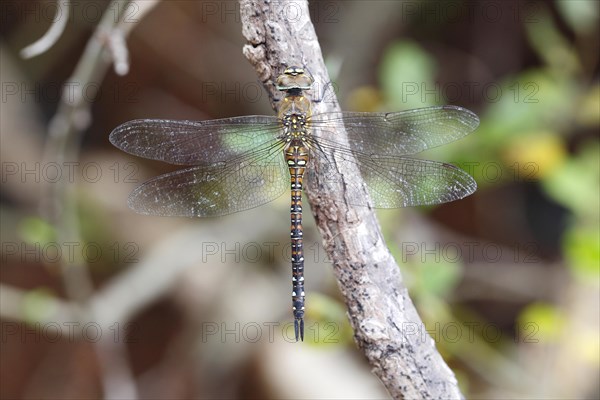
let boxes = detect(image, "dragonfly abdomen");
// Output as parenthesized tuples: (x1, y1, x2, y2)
(285, 141, 309, 341)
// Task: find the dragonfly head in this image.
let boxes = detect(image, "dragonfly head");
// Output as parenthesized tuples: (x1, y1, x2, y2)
(276, 66, 314, 91)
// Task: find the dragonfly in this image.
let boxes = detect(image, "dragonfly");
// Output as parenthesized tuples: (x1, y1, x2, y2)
(109, 66, 479, 341)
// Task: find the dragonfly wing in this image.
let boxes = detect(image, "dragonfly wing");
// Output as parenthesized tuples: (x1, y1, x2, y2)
(128, 148, 289, 217)
(307, 154, 476, 208)
(311, 105, 479, 156)
(355, 155, 476, 207)
(109, 116, 280, 165)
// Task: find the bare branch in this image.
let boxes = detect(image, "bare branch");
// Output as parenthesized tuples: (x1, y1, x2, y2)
(35, 1, 159, 398)
(107, 0, 163, 75)
(20, 0, 70, 59)
(239, 1, 464, 398)
(102, 27, 130, 75)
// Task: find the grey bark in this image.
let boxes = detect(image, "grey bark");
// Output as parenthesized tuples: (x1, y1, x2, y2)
(239, 1, 464, 399)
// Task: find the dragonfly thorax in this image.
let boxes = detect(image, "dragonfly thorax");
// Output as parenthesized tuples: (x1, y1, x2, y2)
(278, 93, 312, 144)
(277, 67, 313, 139)
(279, 92, 311, 117)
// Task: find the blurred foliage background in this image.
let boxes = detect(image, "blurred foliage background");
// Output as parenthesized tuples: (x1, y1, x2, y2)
(1, 0, 598, 399)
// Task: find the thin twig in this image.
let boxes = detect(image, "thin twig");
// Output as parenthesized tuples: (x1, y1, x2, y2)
(20, 0, 71, 59)
(239, 1, 464, 398)
(35, 1, 159, 398)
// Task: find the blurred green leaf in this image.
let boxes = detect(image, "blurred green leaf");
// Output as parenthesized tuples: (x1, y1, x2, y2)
(542, 141, 600, 218)
(518, 302, 565, 343)
(76, 191, 131, 272)
(18, 217, 56, 245)
(576, 84, 600, 127)
(419, 259, 462, 298)
(481, 70, 576, 147)
(389, 231, 463, 301)
(418, 293, 453, 324)
(525, 5, 580, 76)
(23, 288, 58, 324)
(305, 293, 353, 346)
(380, 40, 437, 109)
(347, 85, 383, 112)
(563, 224, 600, 281)
(502, 131, 567, 180)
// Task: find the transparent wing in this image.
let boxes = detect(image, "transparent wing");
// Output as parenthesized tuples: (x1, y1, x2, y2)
(307, 152, 476, 208)
(310, 105, 479, 156)
(109, 116, 281, 166)
(111, 105, 478, 214)
(128, 141, 289, 217)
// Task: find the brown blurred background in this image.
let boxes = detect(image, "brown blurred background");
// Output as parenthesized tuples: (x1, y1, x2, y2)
(1, 0, 599, 399)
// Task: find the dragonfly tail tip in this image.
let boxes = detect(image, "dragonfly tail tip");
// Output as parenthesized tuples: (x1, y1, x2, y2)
(294, 318, 304, 342)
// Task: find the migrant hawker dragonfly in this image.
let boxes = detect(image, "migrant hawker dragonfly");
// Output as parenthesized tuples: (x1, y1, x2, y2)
(109, 66, 478, 341)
